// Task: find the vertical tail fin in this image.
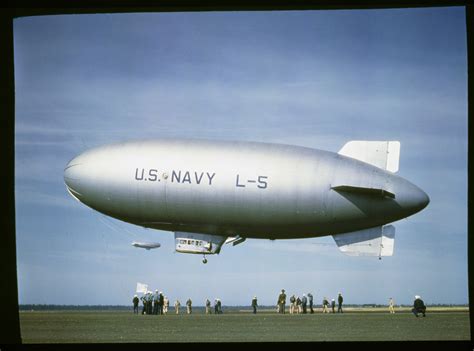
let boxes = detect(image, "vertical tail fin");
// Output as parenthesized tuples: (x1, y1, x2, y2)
(338, 141, 400, 173)
(333, 225, 395, 257)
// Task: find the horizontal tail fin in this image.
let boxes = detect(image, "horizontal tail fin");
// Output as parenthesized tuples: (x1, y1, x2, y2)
(338, 141, 400, 173)
(331, 185, 395, 199)
(333, 225, 395, 257)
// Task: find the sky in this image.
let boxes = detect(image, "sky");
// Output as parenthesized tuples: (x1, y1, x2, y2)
(13, 7, 467, 306)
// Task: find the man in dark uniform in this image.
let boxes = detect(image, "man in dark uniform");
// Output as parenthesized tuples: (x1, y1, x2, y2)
(337, 293, 344, 313)
(412, 295, 426, 317)
(251, 296, 258, 314)
(302, 294, 308, 314)
(308, 292, 314, 314)
(153, 290, 159, 315)
(277, 289, 287, 314)
(158, 292, 164, 315)
(147, 292, 153, 315)
(331, 299, 336, 313)
(133, 294, 139, 314)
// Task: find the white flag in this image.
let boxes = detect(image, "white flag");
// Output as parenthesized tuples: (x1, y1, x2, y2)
(136, 282, 148, 293)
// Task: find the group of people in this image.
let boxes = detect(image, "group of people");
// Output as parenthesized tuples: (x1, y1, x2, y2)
(276, 289, 344, 314)
(132, 293, 224, 315)
(276, 290, 426, 317)
(288, 293, 313, 314)
(387, 296, 426, 316)
(132, 290, 427, 317)
(205, 298, 223, 314)
(321, 293, 344, 313)
(133, 290, 170, 315)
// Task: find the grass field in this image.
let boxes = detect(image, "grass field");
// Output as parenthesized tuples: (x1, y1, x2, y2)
(19, 308, 470, 343)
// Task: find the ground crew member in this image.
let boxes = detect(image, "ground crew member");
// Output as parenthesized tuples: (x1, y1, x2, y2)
(277, 289, 287, 314)
(175, 299, 181, 314)
(296, 296, 301, 314)
(322, 297, 329, 313)
(143, 292, 148, 315)
(186, 298, 192, 314)
(140, 295, 147, 314)
(289, 294, 296, 314)
(158, 292, 164, 315)
(133, 294, 139, 314)
(389, 297, 395, 314)
(337, 292, 344, 313)
(331, 299, 336, 313)
(214, 299, 219, 314)
(302, 294, 308, 314)
(153, 290, 159, 315)
(252, 296, 258, 314)
(164, 296, 169, 314)
(147, 292, 153, 315)
(412, 295, 426, 317)
(217, 299, 222, 314)
(205, 299, 211, 314)
(308, 292, 314, 314)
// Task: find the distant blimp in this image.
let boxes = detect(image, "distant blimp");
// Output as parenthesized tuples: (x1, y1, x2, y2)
(132, 241, 161, 250)
(64, 138, 429, 263)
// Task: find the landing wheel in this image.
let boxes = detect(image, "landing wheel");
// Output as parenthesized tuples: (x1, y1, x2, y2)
(202, 256, 208, 264)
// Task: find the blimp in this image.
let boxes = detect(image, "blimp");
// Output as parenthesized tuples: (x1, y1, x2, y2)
(132, 241, 161, 250)
(64, 138, 429, 263)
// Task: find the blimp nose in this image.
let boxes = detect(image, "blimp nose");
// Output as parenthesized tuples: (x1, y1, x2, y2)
(64, 155, 86, 201)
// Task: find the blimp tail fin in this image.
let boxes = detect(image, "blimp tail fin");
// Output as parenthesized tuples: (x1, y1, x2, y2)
(338, 141, 400, 173)
(333, 225, 395, 257)
(331, 185, 395, 199)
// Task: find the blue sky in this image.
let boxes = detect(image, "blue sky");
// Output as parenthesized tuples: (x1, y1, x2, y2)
(14, 8, 467, 306)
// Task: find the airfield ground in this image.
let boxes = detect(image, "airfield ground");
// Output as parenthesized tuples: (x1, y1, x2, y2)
(19, 307, 470, 343)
